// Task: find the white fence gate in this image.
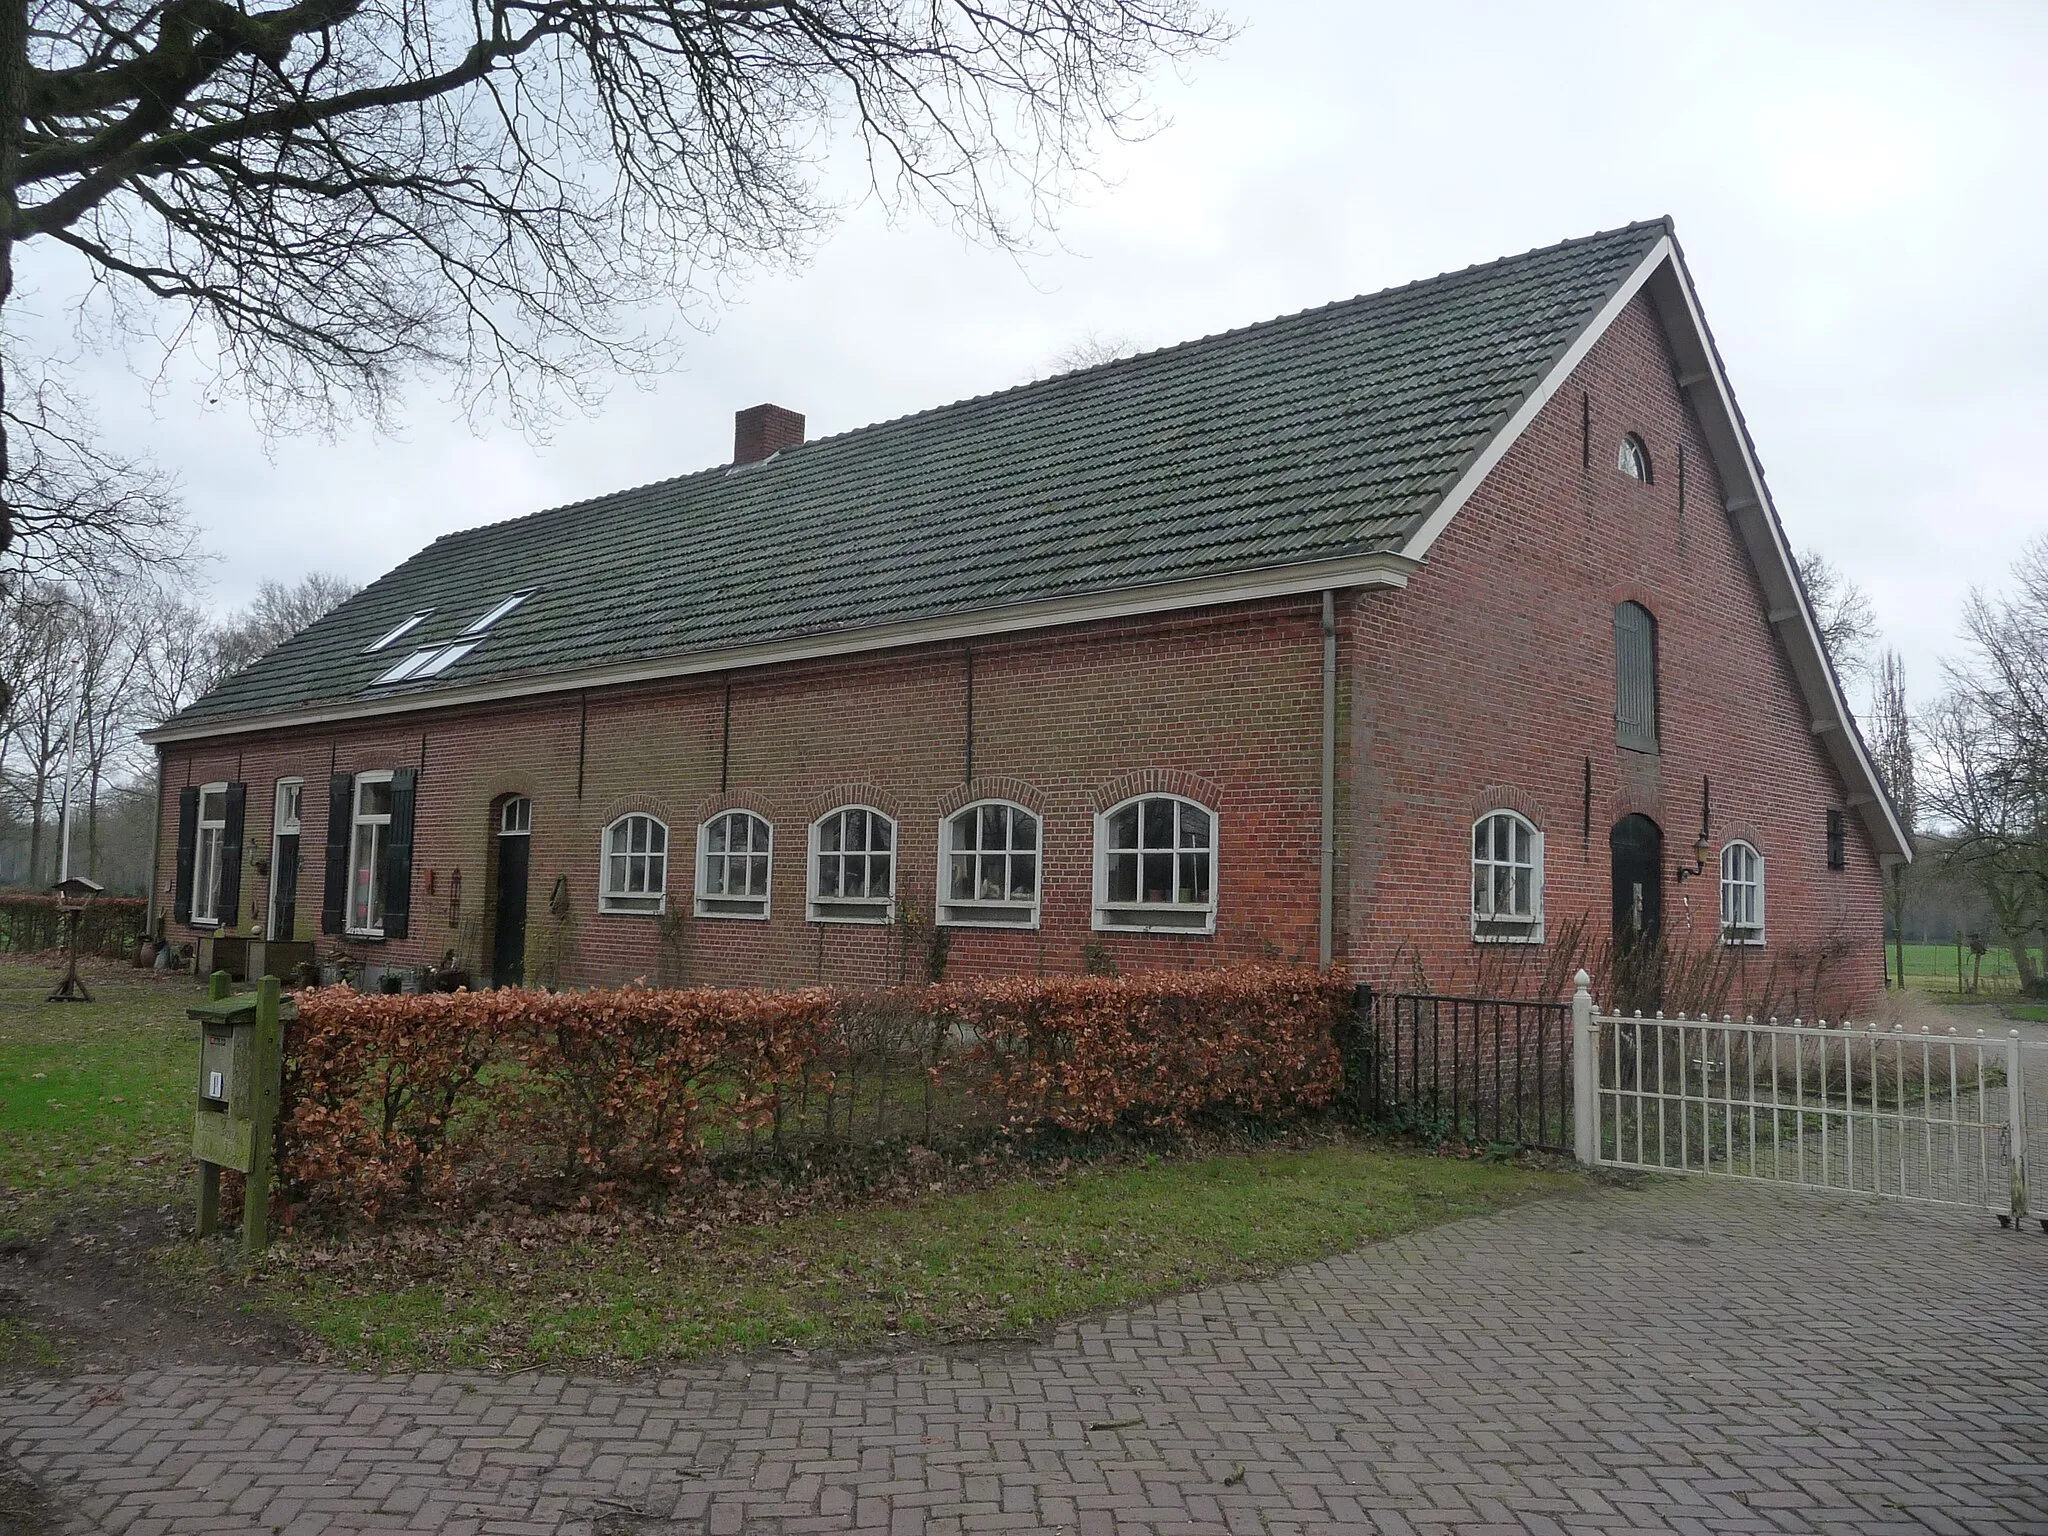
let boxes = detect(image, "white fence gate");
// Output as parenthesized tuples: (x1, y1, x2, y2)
(1567, 971, 2041, 1227)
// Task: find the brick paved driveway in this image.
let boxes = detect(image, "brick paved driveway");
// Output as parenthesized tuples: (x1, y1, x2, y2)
(5, 1177, 2046, 1535)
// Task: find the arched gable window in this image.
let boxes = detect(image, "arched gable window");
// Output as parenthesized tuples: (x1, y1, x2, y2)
(938, 800, 1040, 927)
(1618, 433, 1652, 482)
(809, 806, 896, 923)
(1720, 840, 1765, 945)
(601, 813, 668, 914)
(696, 810, 771, 919)
(1093, 794, 1216, 933)
(1614, 601, 1660, 752)
(1472, 810, 1543, 943)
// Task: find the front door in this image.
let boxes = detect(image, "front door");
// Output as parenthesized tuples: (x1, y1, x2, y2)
(491, 797, 532, 988)
(1610, 813, 1664, 1009)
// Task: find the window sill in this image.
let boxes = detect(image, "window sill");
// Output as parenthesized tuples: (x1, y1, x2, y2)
(600, 900, 667, 917)
(1721, 935, 1766, 947)
(1472, 922, 1544, 945)
(938, 903, 1039, 929)
(190, 917, 221, 930)
(1093, 906, 1215, 935)
(809, 901, 893, 925)
(344, 929, 387, 942)
(695, 898, 769, 921)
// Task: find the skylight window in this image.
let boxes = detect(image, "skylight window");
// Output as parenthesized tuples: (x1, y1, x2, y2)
(366, 611, 433, 652)
(464, 590, 532, 634)
(416, 641, 477, 677)
(372, 649, 440, 686)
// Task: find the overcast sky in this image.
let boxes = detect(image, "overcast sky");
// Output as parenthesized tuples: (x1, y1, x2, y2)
(30, 0, 2048, 705)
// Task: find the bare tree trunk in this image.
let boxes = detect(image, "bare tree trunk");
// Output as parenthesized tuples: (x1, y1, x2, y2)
(0, 0, 25, 561)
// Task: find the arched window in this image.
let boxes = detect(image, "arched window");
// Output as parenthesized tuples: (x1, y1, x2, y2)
(1614, 601, 1660, 752)
(1720, 840, 1765, 944)
(696, 810, 771, 919)
(601, 813, 668, 914)
(1094, 794, 1216, 932)
(809, 806, 896, 923)
(938, 801, 1040, 927)
(1617, 433, 1652, 482)
(1472, 810, 1543, 942)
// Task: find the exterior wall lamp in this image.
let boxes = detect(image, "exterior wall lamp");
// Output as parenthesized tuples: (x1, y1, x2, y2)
(1674, 775, 1712, 883)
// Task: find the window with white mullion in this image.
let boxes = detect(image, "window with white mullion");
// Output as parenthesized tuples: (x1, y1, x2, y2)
(601, 813, 668, 914)
(696, 811, 771, 919)
(938, 801, 1040, 927)
(809, 807, 895, 923)
(347, 773, 394, 935)
(1720, 840, 1765, 945)
(1094, 795, 1215, 932)
(1471, 810, 1543, 943)
(192, 783, 229, 925)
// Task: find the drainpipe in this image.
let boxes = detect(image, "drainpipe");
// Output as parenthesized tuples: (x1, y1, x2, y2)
(146, 747, 165, 938)
(1320, 590, 1337, 970)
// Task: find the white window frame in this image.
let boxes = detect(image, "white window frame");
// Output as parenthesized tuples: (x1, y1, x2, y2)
(1618, 433, 1651, 482)
(366, 611, 432, 652)
(1092, 794, 1217, 934)
(500, 796, 532, 836)
(600, 812, 669, 915)
(464, 590, 533, 634)
(192, 782, 229, 927)
(1471, 810, 1544, 944)
(266, 778, 303, 940)
(808, 806, 897, 924)
(346, 770, 395, 937)
(937, 800, 1042, 928)
(695, 810, 772, 920)
(1720, 840, 1766, 946)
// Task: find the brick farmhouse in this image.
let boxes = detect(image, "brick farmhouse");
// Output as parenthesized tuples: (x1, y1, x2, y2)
(143, 220, 1908, 1010)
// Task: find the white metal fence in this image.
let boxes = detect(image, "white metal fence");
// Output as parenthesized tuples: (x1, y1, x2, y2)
(1568, 971, 2037, 1225)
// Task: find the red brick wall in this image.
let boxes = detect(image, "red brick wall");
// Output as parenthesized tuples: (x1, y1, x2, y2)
(153, 291, 1886, 1012)
(1346, 292, 1887, 1014)
(153, 598, 1341, 988)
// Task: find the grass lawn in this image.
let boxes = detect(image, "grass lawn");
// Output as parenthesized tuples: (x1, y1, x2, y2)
(259, 1143, 1579, 1371)
(1896, 941, 2042, 994)
(0, 956, 198, 1238)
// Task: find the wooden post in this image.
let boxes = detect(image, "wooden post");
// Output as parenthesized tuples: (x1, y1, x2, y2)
(196, 1163, 220, 1237)
(208, 968, 230, 1001)
(242, 975, 282, 1256)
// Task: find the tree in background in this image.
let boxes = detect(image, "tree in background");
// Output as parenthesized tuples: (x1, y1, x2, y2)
(0, 0, 1226, 565)
(1920, 535, 2048, 996)
(1796, 546, 1879, 687)
(1867, 649, 1916, 987)
(206, 574, 360, 688)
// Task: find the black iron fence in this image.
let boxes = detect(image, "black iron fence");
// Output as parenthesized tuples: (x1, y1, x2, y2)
(1345, 986, 1574, 1152)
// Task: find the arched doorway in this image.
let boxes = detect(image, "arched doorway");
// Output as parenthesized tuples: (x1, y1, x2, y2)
(1610, 814, 1663, 1010)
(490, 796, 532, 988)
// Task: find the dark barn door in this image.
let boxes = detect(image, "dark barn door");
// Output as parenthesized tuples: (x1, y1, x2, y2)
(1610, 814, 1664, 1010)
(491, 798, 532, 988)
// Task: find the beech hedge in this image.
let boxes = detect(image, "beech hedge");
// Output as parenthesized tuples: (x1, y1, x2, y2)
(279, 967, 1348, 1225)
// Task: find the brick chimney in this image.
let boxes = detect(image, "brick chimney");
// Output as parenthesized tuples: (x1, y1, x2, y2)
(733, 403, 805, 465)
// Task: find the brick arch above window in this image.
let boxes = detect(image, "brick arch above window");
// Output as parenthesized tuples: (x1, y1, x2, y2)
(1607, 581, 1659, 612)
(689, 788, 773, 825)
(936, 776, 1045, 820)
(599, 790, 680, 828)
(1089, 767, 1226, 817)
(802, 782, 903, 824)
(1467, 783, 1545, 825)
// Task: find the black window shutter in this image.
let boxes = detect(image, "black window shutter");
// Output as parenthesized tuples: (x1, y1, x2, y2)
(1827, 808, 1846, 870)
(173, 786, 199, 925)
(218, 782, 248, 930)
(1614, 602, 1660, 753)
(322, 772, 353, 935)
(381, 768, 418, 939)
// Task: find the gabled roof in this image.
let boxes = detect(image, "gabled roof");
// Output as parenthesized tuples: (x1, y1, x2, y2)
(157, 220, 1669, 730)
(146, 217, 1908, 861)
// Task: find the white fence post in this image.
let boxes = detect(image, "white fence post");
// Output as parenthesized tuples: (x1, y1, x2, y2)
(1573, 969, 1597, 1167)
(2010, 1031, 2030, 1226)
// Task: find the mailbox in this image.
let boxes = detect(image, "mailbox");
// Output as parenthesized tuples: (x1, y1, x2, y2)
(188, 975, 290, 1252)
